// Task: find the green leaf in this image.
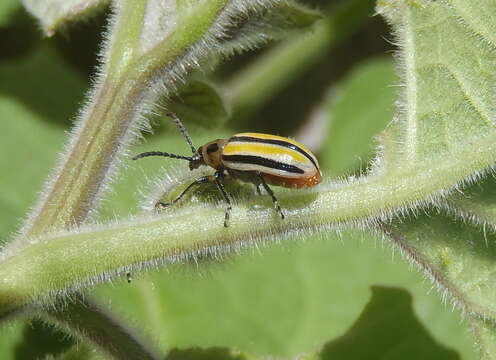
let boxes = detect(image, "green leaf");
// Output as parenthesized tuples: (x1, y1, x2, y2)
(318, 286, 459, 359)
(14, 318, 74, 359)
(441, 177, 496, 359)
(3, 1, 496, 344)
(0, 98, 63, 241)
(2, 1, 496, 358)
(0, 44, 156, 359)
(0, 44, 84, 240)
(372, 4, 496, 354)
(214, 0, 322, 55)
(385, 212, 496, 359)
(164, 79, 229, 130)
(40, 296, 159, 360)
(471, 318, 496, 360)
(0, 43, 87, 127)
(91, 229, 473, 358)
(165, 347, 248, 360)
(50, 344, 107, 360)
(445, 176, 496, 228)
(0, 318, 76, 360)
(21, 0, 109, 36)
(0, 0, 21, 27)
(321, 57, 396, 176)
(94, 125, 471, 357)
(228, 0, 376, 124)
(377, 0, 496, 173)
(0, 45, 68, 357)
(261, 0, 322, 31)
(0, 320, 26, 359)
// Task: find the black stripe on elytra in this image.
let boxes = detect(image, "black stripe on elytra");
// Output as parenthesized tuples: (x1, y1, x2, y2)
(228, 136, 318, 168)
(222, 154, 304, 174)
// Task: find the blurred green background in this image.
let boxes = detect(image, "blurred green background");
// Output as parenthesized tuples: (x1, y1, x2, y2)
(0, 0, 477, 358)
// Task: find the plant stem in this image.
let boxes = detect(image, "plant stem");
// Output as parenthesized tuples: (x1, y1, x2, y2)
(13, 0, 231, 357)
(1, 130, 496, 315)
(25, 0, 229, 236)
(106, 0, 148, 78)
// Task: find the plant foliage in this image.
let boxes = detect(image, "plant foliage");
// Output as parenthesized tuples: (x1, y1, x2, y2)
(0, 0, 495, 358)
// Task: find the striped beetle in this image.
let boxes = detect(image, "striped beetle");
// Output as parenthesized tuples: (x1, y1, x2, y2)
(133, 113, 322, 227)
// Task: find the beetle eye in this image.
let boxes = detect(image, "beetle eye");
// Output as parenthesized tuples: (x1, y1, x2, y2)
(206, 143, 219, 154)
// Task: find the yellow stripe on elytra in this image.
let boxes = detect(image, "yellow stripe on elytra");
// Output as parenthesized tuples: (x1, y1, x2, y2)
(235, 133, 315, 161)
(223, 142, 307, 163)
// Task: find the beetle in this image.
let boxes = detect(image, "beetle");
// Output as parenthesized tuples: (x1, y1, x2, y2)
(133, 113, 322, 227)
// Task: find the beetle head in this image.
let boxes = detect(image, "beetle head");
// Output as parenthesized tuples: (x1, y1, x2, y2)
(188, 148, 205, 170)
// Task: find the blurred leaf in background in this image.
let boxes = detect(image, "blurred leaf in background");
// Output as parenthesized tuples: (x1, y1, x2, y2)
(0, 42, 87, 241)
(0, 7, 91, 356)
(153, 78, 230, 133)
(0, 0, 489, 359)
(0, 0, 20, 27)
(321, 57, 396, 177)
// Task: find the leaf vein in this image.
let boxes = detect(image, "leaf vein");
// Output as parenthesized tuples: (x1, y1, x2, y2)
(419, 62, 495, 127)
(444, 0, 496, 51)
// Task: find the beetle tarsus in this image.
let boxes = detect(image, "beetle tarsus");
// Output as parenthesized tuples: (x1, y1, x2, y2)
(224, 210, 230, 227)
(155, 201, 171, 210)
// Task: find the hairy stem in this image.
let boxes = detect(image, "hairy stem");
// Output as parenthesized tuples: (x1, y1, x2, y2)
(106, 0, 147, 78)
(1, 131, 495, 315)
(14, 0, 231, 357)
(24, 0, 229, 236)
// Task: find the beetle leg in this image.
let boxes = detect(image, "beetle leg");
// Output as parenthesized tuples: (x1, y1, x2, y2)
(257, 173, 285, 220)
(255, 184, 262, 196)
(156, 175, 210, 209)
(214, 171, 232, 227)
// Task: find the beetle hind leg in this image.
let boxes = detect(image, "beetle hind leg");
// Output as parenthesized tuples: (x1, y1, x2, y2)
(257, 173, 285, 220)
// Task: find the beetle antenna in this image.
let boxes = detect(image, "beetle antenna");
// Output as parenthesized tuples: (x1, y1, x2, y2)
(166, 112, 196, 154)
(132, 151, 192, 161)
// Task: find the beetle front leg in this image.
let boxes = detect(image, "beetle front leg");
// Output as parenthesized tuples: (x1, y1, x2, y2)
(257, 172, 285, 220)
(156, 175, 210, 209)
